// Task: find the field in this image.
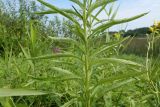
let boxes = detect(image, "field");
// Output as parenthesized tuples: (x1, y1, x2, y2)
(123, 37, 160, 56)
(0, 0, 160, 107)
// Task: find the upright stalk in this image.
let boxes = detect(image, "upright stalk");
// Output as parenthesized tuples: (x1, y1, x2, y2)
(83, 0, 91, 106)
(84, 43, 90, 107)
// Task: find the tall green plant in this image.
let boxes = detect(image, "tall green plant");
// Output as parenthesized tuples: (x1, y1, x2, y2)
(31, 0, 147, 106)
(139, 22, 160, 106)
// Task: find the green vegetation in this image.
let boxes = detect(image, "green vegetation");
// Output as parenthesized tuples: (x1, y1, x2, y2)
(0, 0, 160, 107)
(123, 27, 151, 37)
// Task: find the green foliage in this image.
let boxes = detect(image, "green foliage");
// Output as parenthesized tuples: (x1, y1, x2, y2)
(122, 37, 160, 56)
(123, 27, 151, 37)
(0, 0, 72, 56)
(1, 0, 159, 107)
(25, 0, 147, 106)
(0, 89, 46, 97)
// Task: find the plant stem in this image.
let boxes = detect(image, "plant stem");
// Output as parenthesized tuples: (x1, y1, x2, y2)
(83, 1, 91, 106)
(85, 47, 90, 107)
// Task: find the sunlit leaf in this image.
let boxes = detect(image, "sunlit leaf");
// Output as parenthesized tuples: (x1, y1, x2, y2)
(35, 9, 82, 19)
(92, 12, 148, 36)
(92, 58, 143, 67)
(37, 0, 79, 25)
(98, 71, 144, 85)
(0, 89, 46, 97)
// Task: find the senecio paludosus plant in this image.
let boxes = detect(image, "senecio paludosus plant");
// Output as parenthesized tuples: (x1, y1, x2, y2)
(143, 21, 160, 106)
(32, 0, 147, 107)
(31, 0, 148, 106)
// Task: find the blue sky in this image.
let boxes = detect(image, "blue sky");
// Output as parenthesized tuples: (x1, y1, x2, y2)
(46, 0, 160, 31)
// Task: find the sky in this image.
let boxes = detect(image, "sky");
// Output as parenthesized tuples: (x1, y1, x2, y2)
(45, 0, 160, 31)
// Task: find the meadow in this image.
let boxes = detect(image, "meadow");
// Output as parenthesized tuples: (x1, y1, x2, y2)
(0, 0, 160, 107)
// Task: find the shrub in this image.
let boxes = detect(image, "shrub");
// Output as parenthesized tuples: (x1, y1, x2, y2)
(27, 0, 147, 106)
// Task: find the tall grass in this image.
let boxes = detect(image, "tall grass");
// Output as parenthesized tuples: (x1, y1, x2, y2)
(122, 37, 160, 56)
(144, 24, 160, 106)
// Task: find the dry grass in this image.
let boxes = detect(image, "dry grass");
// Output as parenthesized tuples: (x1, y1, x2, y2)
(123, 37, 160, 56)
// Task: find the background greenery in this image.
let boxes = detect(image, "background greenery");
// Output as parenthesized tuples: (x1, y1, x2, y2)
(0, 0, 159, 107)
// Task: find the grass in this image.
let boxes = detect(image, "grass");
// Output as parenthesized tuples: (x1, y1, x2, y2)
(0, 0, 160, 107)
(123, 37, 160, 56)
(0, 53, 156, 106)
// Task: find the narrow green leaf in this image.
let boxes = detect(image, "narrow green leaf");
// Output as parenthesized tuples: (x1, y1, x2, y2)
(51, 67, 77, 76)
(88, 0, 116, 16)
(93, 19, 109, 26)
(141, 94, 154, 101)
(37, 0, 79, 25)
(30, 20, 36, 48)
(98, 71, 144, 85)
(91, 79, 134, 100)
(27, 53, 81, 61)
(0, 89, 46, 97)
(91, 14, 101, 22)
(19, 43, 34, 71)
(108, 3, 114, 16)
(35, 9, 83, 19)
(32, 75, 81, 82)
(91, 37, 129, 56)
(61, 98, 77, 107)
(92, 12, 148, 36)
(51, 60, 74, 65)
(19, 43, 30, 58)
(35, 10, 57, 14)
(110, 4, 120, 20)
(91, 4, 107, 23)
(69, 0, 83, 8)
(92, 58, 143, 67)
(72, 5, 83, 19)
